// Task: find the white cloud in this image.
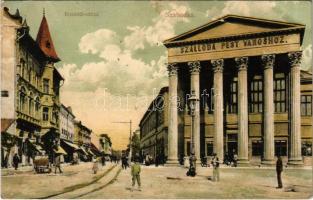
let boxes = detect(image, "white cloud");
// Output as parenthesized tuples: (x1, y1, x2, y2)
(124, 2, 191, 51)
(59, 2, 192, 149)
(302, 44, 312, 70)
(79, 29, 119, 54)
(206, 1, 277, 20)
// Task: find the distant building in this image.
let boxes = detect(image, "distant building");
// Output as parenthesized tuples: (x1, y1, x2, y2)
(74, 120, 92, 161)
(59, 105, 75, 142)
(99, 134, 112, 156)
(139, 87, 168, 163)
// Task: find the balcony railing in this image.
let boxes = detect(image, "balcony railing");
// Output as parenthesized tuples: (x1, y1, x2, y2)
(17, 111, 40, 126)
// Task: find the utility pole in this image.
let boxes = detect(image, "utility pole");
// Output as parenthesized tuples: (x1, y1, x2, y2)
(112, 120, 132, 164)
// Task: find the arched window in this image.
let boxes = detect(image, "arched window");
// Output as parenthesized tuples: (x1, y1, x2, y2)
(20, 87, 26, 112)
(35, 97, 40, 119)
(29, 92, 33, 116)
(43, 107, 49, 121)
(20, 59, 25, 78)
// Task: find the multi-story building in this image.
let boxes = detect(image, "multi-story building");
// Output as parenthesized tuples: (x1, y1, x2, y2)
(1, 7, 63, 166)
(58, 105, 75, 162)
(59, 105, 75, 142)
(160, 15, 312, 166)
(1, 8, 21, 167)
(74, 120, 92, 160)
(99, 133, 112, 156)
(139, 87, 168, 162)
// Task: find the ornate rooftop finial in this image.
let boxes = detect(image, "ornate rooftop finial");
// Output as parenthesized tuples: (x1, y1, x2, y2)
(22, 19, 28, 27)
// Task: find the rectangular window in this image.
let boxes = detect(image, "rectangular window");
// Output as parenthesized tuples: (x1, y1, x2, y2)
(43, 107, 49, 121)
(43, 79, 49, 94)
(274, 77, 287, 113)
(252, 140, 263, 156)
(1, 90, 9, 97)
(229, 79, 237, 113)
(186, 141, 190, 156)
(250, 78, 263, 113)
(275, 140, 287, 156)
(206, 141, 213, 156)
(301, 95, 312, 116)
(302, 141, 312, 156)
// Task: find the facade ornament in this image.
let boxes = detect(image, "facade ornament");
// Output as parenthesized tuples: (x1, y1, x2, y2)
(261, 54, 275, 69)
(288, 51, 302, 68)
(167, 63, 178, 76)
(235, 57, 248, 71)
(188, 61, 201, 74)
(211, 59, 224, 73)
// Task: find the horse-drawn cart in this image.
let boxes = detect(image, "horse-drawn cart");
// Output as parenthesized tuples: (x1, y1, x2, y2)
(33, 156, 51, 173)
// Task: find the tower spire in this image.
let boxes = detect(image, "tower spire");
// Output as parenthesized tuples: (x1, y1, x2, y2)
(36, 13, 60, 62)
(43, 8, 45, 16)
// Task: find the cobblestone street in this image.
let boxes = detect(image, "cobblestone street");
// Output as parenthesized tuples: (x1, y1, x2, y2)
(2, 163, 312, 199)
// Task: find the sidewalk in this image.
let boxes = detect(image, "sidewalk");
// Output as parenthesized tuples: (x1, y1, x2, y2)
(1, 162, 116, 199)
(1, 162, 90, 176)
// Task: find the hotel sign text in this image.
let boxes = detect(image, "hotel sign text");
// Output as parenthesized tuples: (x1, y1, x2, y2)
(176, 35, 294, 55)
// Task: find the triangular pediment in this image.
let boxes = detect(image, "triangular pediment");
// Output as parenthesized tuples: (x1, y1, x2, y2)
(164, 15, 305, 44)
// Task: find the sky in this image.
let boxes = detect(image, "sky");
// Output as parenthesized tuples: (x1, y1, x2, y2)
(4, 1, 312, 150)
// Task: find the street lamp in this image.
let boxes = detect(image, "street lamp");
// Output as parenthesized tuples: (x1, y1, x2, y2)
(187, 90, 199, 177)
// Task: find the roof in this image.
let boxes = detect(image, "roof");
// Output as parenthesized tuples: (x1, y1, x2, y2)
(139, 87, 168, 126)
(163, 15, 305, 46)
(301, 69, 313, 83)
(54, 68, 64, 81)
(20, 33, 47, 64)
(3, 7, 22, 24)
(1, 119, 15, 133)
(36, 15, 60, 62)
(61, 104, 75, 118)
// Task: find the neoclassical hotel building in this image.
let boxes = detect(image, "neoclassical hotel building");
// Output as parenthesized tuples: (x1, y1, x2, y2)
(139, 15, 312, 166)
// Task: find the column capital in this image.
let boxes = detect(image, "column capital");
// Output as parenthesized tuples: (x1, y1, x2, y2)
(188, 61, 201, 74)
(211, 59, 224, 73)
(288, 51, 302, 68)
(235, 57, 248, 71)
(167, 63, 178, 76)
(261, 54, 275, 69)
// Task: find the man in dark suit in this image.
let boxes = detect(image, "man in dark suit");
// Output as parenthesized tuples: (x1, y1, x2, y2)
(276, 155, 283, 188)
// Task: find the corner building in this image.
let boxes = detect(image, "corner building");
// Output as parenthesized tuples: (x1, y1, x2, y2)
(163, 15, 312, 166)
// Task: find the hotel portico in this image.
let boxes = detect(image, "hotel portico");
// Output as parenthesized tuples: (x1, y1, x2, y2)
(163, 15, 312, 166)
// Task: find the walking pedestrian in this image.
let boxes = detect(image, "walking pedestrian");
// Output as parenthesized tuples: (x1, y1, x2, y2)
(92, 157, 99, 174)
(13, 153, 19, 170)
(211, 153, 220, 182)
(54, 154, 63, 174)
(276, 155, 283, 188)
(233, 153, 238, 167)
(131, 157, 141, 191)
(122, 155, 127, 169)
(101, 155, 106, 166)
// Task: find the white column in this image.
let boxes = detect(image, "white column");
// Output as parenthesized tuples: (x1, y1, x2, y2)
(188, 61, 201, 163)
(287, 51, 303, 166)
(261, 54, 275, 165)
(166, 63, 179, 165)
(235, 57, 249, 166)
(211, 59, 224, 161)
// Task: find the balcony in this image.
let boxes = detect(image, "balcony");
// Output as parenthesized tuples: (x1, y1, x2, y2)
(16, 111, 40, 126)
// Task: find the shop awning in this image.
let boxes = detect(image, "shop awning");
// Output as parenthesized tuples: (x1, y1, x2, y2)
(28, 141, 45, 153)
(62, 140, 80, 150)
(78, 146, 88, 155)
(54, 146, 67, 155)
(88, 149, 95, 156)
